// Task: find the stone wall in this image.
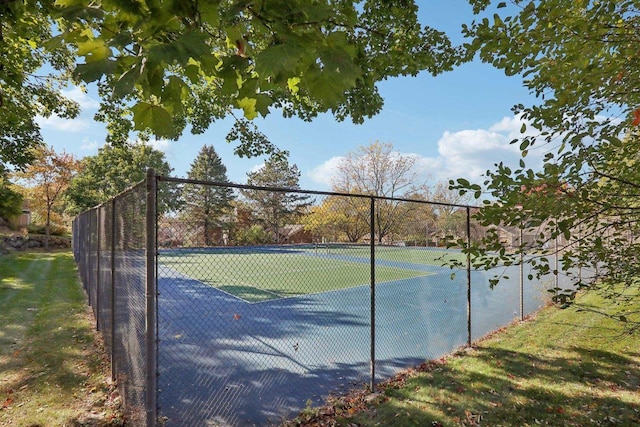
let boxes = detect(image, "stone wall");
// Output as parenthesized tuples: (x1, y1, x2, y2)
(1, 234, 72, 252)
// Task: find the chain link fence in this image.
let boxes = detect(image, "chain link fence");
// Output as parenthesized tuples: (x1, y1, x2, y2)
(73, 178, 154, 426)
(73, 170, 571, 426)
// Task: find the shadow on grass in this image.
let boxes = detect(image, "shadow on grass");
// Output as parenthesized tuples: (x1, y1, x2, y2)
(0, 252, 117, 426)
(363, 345, 640, 426)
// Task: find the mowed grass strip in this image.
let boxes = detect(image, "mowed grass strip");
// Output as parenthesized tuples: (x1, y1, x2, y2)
(284, 290, 640, 426)
(0, 251, 122, 426)
(160, 252, 429, 302)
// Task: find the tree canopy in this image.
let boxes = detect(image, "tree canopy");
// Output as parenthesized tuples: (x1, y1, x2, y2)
(451, 0, 640, 327)
(0, 0, 79, 171)
(45, 0, 462, 156)
(64, 143, 173, 215)
(180, 145, 235, 246)
(332, 142, 428, 242)
(0, 175, 23, 223)
(14, 145, 80, 248)
(243, 154, 311, 243)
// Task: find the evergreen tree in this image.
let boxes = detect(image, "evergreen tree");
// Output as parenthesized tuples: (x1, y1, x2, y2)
(181, 145, 235, 246)
(243, 154, 312, 244)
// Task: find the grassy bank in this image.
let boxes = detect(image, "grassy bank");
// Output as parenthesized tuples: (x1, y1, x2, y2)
(286, 291, 640, 426)
(0, 251, 122, 426)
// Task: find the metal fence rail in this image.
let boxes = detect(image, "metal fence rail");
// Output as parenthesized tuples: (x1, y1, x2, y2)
(72, 170, 568, 426)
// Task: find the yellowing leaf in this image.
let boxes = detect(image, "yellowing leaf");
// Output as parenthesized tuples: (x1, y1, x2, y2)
(287, 77, 301, 94)
(76, 38, 111, 62)
(237, 97, 258, 120)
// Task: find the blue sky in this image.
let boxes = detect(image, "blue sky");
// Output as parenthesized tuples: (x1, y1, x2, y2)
(38, 0, 540, 192)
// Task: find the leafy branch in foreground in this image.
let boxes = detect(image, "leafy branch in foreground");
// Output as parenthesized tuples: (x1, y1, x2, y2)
(0, 0, 79, 170)
(451, 0, 640, 320)
(51, 0, 465, 155)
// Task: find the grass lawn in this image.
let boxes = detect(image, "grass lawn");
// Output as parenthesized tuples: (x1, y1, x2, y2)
(0, 250, 122, 426)
(284, 290, 640, 426)
(160, 249, 433, 302)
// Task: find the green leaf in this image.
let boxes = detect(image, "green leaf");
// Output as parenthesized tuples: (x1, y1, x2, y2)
(112, 63, 141, 98)
(73, 59, 117, 83)
(255, 42, 307, 78)
(76, 38, 111, 62)
(131, 102, 175, 137)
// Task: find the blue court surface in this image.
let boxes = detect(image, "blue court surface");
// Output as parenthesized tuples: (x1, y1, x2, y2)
(156, 259, 552, 426)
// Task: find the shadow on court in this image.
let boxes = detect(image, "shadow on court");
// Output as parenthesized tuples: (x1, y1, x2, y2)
(157, 264, 551, 426)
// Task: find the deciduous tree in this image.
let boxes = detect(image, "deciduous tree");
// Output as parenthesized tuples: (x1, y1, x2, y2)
(332, 142, 429, 243)
(14, 145, 80, 249)
(302, 195, 370, 243)
(452, 0, 640, 327)
(0, 1, 79, 171)
(49, 0, 464, 154)
(0, 174, 23, 223)
(64, 143, 173, 215)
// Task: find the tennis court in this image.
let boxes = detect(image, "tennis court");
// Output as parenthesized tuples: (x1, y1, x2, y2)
(159, 245, 465, 303)
(155, 245, 549, 426)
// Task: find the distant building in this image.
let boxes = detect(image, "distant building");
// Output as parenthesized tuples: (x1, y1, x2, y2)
(16, 203, 31, 227)
(278, 224, 313, 244)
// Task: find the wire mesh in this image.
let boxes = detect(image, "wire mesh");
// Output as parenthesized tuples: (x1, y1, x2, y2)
(373, 200, 470, 378)
(73, 182, 149, 426)
(153, 179, 557, 426)
(112, 183, 149, 426)
(157, 186, 374, 425)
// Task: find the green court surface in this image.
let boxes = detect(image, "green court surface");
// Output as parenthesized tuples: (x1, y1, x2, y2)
(304, 244, 467, 265)
(159, 247, 460, 303)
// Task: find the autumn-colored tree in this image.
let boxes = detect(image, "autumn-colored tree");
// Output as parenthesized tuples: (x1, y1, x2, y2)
(302, 195, 369, 243)
(14, 145, 80, 249)
(332, 142, 429, 243)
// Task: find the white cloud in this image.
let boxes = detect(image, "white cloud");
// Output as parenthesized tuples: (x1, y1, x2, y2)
(145, 138, 172, 153)
(434, 128, 520, 182)
(62, 86, 100, 110)
(36, 115, 92, 132)
(307, 156, 344, 187)
(80, 138, 100, 151)
(249, 162, 265, 174)
(308, 114, 540, 189)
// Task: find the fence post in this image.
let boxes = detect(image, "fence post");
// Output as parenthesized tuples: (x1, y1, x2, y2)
(110, 199, 117, 382)
(466, 207, 472, 347)
(520, 227, 524, 321)
(96, 208, 101, 331)
(369, 197, 376, 391)
(555, 232, 559, 290)
(145, 169, 158, 427)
